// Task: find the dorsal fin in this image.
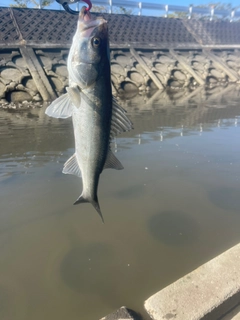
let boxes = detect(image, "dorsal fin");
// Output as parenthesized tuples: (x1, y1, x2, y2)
(62, 153, 81, 177)
(110, 98, 133, 138)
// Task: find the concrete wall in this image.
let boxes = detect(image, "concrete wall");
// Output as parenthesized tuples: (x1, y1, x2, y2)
(1, 7, 240, 104)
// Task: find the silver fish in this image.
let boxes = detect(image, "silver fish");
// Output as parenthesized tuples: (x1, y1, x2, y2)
(45, 7, 132, 221)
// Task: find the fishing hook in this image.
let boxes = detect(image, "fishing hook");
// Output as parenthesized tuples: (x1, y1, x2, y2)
(56, 0, 92, 15)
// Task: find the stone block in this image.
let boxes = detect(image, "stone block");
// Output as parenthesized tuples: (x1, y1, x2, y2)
(145, 243, 240, 320)
(99, 306, 140, 320)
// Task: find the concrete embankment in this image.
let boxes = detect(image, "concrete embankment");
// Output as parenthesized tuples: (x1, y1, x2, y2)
(1, 7, 240, 104)
(144, 243, 240, 320)
(100, 243, 240, 319)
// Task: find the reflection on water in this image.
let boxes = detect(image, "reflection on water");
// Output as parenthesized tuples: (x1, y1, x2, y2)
(1, 85, 240, 320)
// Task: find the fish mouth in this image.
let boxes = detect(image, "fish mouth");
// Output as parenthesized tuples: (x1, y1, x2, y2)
(78, 6, 107, 35)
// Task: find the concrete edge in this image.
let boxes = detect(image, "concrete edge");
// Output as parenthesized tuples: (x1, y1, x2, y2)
(144, 243, 240, 320)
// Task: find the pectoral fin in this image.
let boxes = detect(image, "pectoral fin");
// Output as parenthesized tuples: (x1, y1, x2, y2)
(66, 86, 81, 108)
(103, 149, 124, 170)
(45, 93, 73, 119)
(62, 153, 81, 177)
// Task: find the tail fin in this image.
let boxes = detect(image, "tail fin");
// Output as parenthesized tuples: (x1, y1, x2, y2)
(74, 194, 104, 223)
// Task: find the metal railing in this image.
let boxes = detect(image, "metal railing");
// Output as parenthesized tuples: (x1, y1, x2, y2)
(7, 0, 240, 20)
(84, 0, 240, 21)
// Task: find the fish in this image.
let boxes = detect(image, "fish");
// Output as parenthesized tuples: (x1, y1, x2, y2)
(45, 6, 132, 222)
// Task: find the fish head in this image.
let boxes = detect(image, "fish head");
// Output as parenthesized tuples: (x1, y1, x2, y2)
(69, 7, 110, 88)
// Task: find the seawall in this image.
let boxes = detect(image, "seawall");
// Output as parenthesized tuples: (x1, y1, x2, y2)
(1, 6, 240, 103)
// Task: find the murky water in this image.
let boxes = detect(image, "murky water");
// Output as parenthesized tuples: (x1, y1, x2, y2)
(1, 85, 240, 320)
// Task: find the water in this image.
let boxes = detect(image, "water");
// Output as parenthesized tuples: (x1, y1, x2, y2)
(1, 86, 240, 320)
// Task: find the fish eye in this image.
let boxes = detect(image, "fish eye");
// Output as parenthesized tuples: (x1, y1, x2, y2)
(92, 37, 101, 48)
